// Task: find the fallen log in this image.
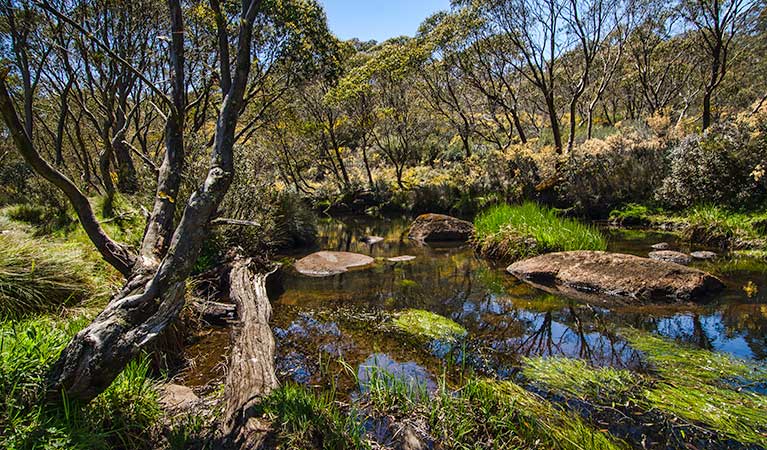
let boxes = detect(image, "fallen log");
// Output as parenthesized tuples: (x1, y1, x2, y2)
(221, 258, 280, 449)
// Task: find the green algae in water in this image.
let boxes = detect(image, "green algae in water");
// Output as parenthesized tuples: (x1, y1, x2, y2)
(620, 328, 767, 385)
(523, 357, 640, 402)
(393, 309, 467, 343)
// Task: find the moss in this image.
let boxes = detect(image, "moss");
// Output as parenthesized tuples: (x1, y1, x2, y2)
(392, 309, 467, 343)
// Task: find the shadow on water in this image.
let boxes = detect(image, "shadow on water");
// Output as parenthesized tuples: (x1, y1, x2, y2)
(185, 215, 767, 392)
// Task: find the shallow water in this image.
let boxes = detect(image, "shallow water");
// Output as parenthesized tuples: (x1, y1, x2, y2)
(185, 215, 767, 391)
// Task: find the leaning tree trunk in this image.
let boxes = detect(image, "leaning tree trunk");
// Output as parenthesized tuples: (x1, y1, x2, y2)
(222, 259, 279, 449)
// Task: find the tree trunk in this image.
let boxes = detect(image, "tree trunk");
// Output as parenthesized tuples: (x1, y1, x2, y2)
(545, 93, 563, 153)
(702, 89, 712, 131)
(221, 260, 279, 448)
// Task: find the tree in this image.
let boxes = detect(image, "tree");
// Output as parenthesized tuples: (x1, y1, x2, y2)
(680, 0, 759, 129)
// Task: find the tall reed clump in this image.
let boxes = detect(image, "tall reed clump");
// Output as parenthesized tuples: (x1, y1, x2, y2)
(0, 233, 106, 319)
(473, 202, 607, 261)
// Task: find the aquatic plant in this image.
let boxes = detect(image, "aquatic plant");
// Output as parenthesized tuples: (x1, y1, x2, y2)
(523, 357, 640, 402)
(473, 202, 607, 261)
(392, 309, 467, 343)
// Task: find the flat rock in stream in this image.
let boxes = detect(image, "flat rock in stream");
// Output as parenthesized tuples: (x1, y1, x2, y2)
(388, 255, 417, 263)
(649, 250, 692, 265)
(507, 251, 724, 303)
(408, 213, 474, 242)
(361, 235, 384, 245)
(294, 251, 375, 277)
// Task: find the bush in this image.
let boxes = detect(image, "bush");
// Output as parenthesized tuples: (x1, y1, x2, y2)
(656, 122, 767, 209)
(473, 202, 607, 261)
(556, 134, 668, 217)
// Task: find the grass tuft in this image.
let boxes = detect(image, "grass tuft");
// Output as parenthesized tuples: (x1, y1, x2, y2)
(473, 202, 607, 261)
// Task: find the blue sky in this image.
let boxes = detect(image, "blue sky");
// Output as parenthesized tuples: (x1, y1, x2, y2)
(319, 0, 451, 42)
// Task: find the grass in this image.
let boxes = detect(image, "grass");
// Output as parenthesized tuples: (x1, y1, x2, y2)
(254, 383, 369, 449)
(0, 315, 162, 449)
(392, 309, 467, 343)
(0, 232, 108, 319)
(473, 202, 607, 261)
(522, 332, 767, 448)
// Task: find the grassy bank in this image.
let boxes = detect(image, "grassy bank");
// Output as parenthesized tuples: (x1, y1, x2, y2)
(609, 204, 767, 251)
(473, 202, 607, 261)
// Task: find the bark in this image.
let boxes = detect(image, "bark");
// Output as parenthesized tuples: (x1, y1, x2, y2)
(221, 260, 279, 448)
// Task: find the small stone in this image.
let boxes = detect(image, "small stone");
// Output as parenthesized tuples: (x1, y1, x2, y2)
(408, 213, 474, 242)
(691, 251, 717, 260)
(387, 255, 416, 263)
(159, 384, 199, 410)
(361, 236, 384, 245)
(649, 250, 692, 265)
(651, 242, 670, 250)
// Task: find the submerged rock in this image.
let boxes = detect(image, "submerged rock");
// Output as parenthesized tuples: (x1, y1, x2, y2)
(393, 309, 467, 343)
(294, 251, 374, 277)
(361, 235, 384, 245)
(691, 250, 718, 260)
(507, 251, 724, 302)
(651, 242, 670, 250)
(387, 255, 417, 263)
(649, 250, 692, 265)
(408, 213, 473, 242)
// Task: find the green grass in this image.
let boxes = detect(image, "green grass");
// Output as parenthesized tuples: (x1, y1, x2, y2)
(254, 383, 369, 449)
(608, 203, 654, 226)
(392, 309, 467, 343)
(0, 316, 162, 449)
(473, 202, 607, 261)
(0, 232, 108, 319)
(523, 357, 641, 402)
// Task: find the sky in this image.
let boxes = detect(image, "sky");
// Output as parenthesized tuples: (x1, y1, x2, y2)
(319, 0, 451, 43)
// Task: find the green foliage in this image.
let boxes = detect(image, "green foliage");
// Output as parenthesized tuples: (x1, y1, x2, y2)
(392, 309, 467, 343)
(608, 203, 655, 226)
(0, 232, 106, 319)
(0, 316, 161, 449)
(523, 357, 641, 402)
(254, 383, 369, 449)
(473, 202, 607, 261)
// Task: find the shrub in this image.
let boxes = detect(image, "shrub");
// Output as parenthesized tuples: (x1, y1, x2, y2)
(473, 202, 607, 261)
(656, 122, 767, 209)
(556, 134, 668, 217)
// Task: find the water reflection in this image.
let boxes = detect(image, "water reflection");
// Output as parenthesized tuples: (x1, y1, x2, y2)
(266, 216, 767, 391)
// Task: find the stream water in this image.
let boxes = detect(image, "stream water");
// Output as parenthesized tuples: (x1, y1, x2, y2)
(183, 215, 767, 394)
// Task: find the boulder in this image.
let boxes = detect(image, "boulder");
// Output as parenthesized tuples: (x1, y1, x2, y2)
(649, 250, 691, 265)
(691, 250, 718, 260)
(507, 251, 724, 303)
(408, 213, 473, 242)
(651, 242, 670, 250)
(294, 251, 375, 277)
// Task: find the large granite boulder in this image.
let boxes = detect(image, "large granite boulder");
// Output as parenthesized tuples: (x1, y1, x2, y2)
(294, 251, 375, 277)
(408, 214, 474, 242)
(507, 251, 724, 303)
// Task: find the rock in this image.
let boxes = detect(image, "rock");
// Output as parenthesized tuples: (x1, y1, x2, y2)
(397, 424, 427, 450)
(691, 251, 718, 260)
(294, 251, 375, 277)
(507, 251, 724, 303)
(651, 242, 670, 250)
(387, 255, 416, 263)
(361, 235, 384, 245)
(408, 213, 473, 242)
(159, 384, 199, 410)
(649, 250, 691, 265)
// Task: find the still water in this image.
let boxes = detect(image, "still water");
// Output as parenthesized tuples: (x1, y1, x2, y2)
(184, 215, 767, 391)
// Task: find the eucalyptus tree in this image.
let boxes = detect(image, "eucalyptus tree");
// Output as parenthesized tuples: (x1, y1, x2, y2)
(0, 0, 334, 404)
(679, 0, 759, 129)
